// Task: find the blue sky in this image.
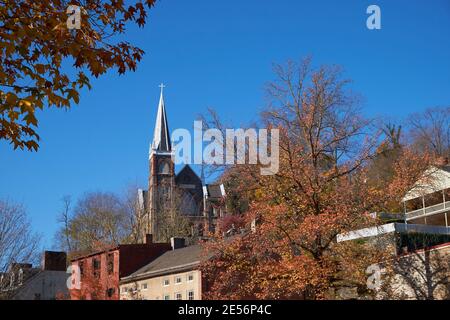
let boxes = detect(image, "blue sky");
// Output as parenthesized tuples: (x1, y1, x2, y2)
(1, 0, 450, 248)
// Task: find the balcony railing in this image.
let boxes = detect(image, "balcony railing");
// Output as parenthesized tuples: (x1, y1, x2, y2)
(406, 200, 450, 220)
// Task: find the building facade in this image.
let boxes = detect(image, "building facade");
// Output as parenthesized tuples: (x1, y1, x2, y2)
(0, 251, 69, 300)
(119, 242, 204, 300)
(70, 235, 171, 300)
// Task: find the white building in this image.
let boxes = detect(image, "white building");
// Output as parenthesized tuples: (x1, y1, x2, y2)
(402, 165, 450, 227)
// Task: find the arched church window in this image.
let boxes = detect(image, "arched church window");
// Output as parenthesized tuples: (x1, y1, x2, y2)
(18, 268, 23, 284)
(159, 161, 170, 174)
(180, 192, 199, 216)
(10, 273, 15, 287)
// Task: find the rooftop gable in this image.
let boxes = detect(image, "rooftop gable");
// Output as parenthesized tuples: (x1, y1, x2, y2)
(402, 166, 450, 202)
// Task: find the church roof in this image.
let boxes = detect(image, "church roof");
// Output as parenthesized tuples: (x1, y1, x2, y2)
(203, 184, 226, 199)
(175, 165, 202, 185)
(151, 84, 171, 153)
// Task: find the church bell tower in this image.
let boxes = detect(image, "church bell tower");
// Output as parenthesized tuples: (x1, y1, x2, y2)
(147, 84, 175, 239)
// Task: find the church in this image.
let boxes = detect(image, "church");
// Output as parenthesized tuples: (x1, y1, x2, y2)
(137, 85, 227, 241)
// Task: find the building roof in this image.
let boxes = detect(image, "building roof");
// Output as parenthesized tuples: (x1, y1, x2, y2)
(203, 184, 226, 199)
(122, 245, 203, 282)
(70, 246, 120, 261)
(175, 165, 202, 186)
(150, 84, 171, 154)
(403, 165, 450, 202)
(0, 267, 41, 295)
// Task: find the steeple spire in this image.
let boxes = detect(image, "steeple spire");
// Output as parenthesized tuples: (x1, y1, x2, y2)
(151, 83, 171, 154)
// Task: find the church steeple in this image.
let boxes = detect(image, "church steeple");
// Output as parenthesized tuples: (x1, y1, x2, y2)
(147, 84, 175, 239)
(151, 83, 171, 154)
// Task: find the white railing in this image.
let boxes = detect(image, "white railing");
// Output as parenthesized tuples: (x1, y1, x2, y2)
(337, 223, 450, 242)
(406, 200, 450, 220)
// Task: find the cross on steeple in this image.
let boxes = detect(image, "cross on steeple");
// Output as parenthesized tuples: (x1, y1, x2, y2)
(159, 83, 166, 95)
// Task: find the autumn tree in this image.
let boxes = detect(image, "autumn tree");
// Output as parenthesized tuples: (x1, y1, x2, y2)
(201, 58, 394, 299)
(54, 191, 130, 257)
(0, 0, 157, 150)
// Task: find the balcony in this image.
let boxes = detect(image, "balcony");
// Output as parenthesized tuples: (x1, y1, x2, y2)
(406, 200, 450, 220)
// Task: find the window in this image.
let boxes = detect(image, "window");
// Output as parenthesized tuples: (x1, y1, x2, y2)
(92, 258, 101, 278)
(188, 290, 194, 300)
(121, 287, 127, 294)
(175, 292, 182, 300)
(159, 161, 170, 174)
(107, 253, 114, 275)
(175, 276, 182, 284)
(9, 273, 14, 287)
(79, 261, 84, 278)
(18, 269, 23, 284)
(163, 294, 170, 300)
(187, 273, 194, 282)
(106, 288, 115, 298)
(141, 283, 148, 290)
(180, 192, 199, 216)
(163, 278, 170, 286)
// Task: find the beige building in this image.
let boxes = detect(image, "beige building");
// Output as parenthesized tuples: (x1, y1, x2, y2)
(0, 251, 69, 300)
(119, 243, 204, 300)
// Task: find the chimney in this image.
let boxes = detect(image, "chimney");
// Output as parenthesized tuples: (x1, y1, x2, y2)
(145, 234, 153, 245)
(170, 237, 185, 250)
(41, 251, 67, 271)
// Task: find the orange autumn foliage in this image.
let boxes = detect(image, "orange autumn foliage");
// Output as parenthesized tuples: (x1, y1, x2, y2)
(201, 58, 437, 300)
(0, 0, 157, 150)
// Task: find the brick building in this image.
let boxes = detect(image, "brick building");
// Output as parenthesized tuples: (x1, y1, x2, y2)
(70, 234, 170, 300)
